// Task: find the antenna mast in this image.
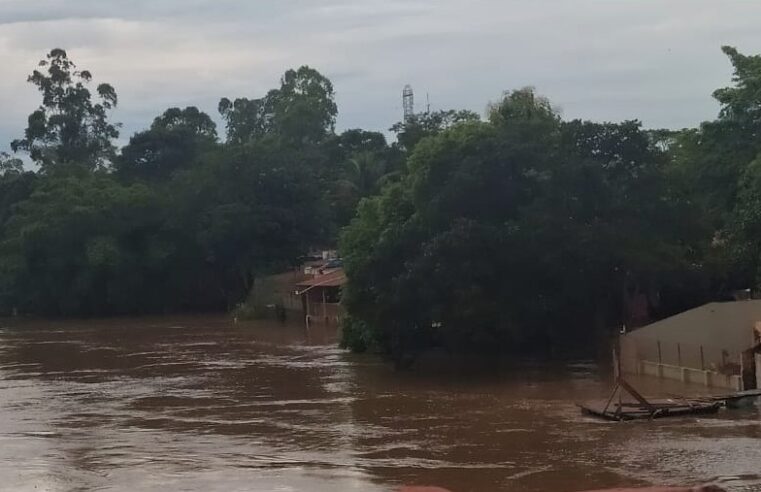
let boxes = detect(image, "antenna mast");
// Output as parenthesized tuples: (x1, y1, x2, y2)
(402, 85, 414, 122)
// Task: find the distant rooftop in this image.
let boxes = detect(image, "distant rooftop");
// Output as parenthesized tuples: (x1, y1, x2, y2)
(295, 269, 347, 289)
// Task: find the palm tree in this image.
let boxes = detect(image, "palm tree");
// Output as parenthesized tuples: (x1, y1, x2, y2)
(338, 150, 403, 198)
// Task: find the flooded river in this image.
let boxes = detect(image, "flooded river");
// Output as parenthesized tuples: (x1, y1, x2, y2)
(0, 316, 759, 492)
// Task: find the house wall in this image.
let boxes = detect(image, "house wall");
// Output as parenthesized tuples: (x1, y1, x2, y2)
(303, 288, 344, 325)
(258, 270, 309, 312)
(626, 300, 761, 352)
(306, 302, 343, 321)
(619, 300, 761, 390)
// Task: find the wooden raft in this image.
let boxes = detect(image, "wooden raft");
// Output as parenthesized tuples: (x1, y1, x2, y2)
(707, 389, 761, 409)
(578, 377, 722, 421)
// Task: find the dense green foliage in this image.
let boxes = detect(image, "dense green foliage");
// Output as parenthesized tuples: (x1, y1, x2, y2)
(5, 46, 761, 364)
(0, 49, 381, 316)
(340, 48, 761, 361)
(11, 49, 119, 172)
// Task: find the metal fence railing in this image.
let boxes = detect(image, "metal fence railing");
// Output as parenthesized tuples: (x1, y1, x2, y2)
(621, 335, 742, 376)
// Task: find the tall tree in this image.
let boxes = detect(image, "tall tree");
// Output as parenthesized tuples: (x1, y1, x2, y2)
(0, 153, 36, 232)
(11, 49, 119, 171)
(390, 109, 480, 152)
(341, 89, 701, 360)
(324, 129, 404, 226)
(117, 106, 218, 181)
(670, 46, 761, 293)
(335, 129, 388, 156)
(270, 65, 337, 143)
(219, 66, 337, 145)
(168, 140, 328, 308)
(0, 174, 165, 315)
(713, 46, 761, 127)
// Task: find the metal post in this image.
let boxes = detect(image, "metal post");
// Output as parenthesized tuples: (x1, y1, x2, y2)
(677, 343, 682, 367)
(657, 340, 662, 364)
(602, 382, 619, 415)
(700, 345, 705, 371)
(322, 289, 327, 322)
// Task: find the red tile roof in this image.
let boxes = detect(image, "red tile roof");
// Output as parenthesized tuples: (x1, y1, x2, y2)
(295, 269, 347, 289)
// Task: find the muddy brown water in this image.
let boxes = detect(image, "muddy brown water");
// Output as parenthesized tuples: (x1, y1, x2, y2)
(0, 316, 759, 492)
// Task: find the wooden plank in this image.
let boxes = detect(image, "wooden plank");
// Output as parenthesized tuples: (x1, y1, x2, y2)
(708, 388, 761, 401)
(602, 383, 620, 414)
(579, 401, 720, 421)
(617, 377, 655, 412)
(578, 377, 734, 421)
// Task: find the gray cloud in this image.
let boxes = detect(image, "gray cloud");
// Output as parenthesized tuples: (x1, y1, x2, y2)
(2, 0, 761, 153)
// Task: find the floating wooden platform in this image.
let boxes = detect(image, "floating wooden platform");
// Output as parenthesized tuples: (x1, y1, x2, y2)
(579, 377, 722, 421)
(707, 389, 761, 409)
(579, 399, 721, 421)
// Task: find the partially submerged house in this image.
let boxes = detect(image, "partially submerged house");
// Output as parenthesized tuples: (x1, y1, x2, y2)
(295, 268, 346, 325)
(620, 300, 761, 390)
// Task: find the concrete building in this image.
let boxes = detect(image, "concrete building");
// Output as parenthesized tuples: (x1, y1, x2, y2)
(620, 300, 761, 390)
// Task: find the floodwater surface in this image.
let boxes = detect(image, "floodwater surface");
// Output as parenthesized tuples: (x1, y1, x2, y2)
(0, 316, 759, 492)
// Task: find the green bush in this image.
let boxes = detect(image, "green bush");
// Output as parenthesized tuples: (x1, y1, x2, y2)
(339, 315, 378, 353)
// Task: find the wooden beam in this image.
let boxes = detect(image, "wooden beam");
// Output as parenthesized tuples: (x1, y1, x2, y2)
(618, 377, 655, 412)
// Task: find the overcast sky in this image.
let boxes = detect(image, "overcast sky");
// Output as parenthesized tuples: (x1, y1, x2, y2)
(2, 0, 761, 152)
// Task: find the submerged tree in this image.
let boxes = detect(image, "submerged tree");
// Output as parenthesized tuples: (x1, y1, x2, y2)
(168, 139, 328, 308)
(0, 174, 164, 315)
(2, 43, 761, 340)
(341, 88, 703, 361)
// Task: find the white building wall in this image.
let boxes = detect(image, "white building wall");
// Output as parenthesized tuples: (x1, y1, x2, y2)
(627, 300, 761, 352)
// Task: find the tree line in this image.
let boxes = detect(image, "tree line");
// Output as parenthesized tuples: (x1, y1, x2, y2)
(2, 47, 761, 364)
(0, 49, 400, 315)
(339, 46, 761, 362)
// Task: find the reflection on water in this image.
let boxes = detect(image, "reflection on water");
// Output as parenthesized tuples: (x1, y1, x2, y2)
(0, 316, 759, 492)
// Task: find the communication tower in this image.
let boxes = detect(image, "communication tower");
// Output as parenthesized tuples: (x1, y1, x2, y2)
(402, 85, 414, 122)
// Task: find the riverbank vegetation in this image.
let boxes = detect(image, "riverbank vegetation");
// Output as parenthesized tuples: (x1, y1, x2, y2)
(2, 47, 761, 361)
(340, 46, 761, 359)
(0, 49, 380, 315)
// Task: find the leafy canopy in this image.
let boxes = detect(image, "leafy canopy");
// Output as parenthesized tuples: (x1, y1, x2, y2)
(117, 106, 218, 181)
(11, 49, 119, 171)
(341, 88, 702, 360)
(219, 66, 337, 145)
